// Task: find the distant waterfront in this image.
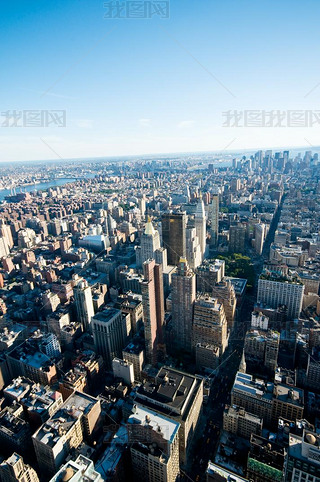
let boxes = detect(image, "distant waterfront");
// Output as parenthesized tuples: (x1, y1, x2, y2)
(0, 178, 77, 202)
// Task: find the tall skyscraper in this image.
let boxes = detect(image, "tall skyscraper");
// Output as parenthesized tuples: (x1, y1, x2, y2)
(196, 259, 225, 293)
(73, 278, 95, 330)
(161, 212, 186, 266)
(192, 295, 228, 354)
(171, 258, 196, 351)
(229, 224, 246, 254)
(91, 308, 128, 369)
(140, 217, 160, 265)
(210, 194, 219, 247)
(141, 259, 165, 364)
(212, 280, 237, 330)
(194, 197, 206, 257)
(141, 260, 157, 365)
(254, 223, 265, 255)
(186, 227, 202, 270)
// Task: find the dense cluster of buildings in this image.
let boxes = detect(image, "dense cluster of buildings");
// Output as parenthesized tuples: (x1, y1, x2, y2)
(0, 149, 318, 480)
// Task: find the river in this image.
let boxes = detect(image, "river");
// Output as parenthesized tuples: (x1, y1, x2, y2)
(0, 178, 77, 202)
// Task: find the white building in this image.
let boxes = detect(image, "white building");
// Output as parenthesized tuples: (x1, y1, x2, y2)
(195, 197, 206, 257)
(73, 278, 95, 330)
(112, 357, 134, 385)
(49, 454, 102, 482)
(257, 273, 304, 319)
(251, 312, 269, 331)
(140, 217, 160, 266)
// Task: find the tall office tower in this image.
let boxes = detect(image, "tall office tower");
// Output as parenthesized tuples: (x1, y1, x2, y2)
(155, 246, 167, 271)
(0, 453, 39, 482)
(193, 295, 228, 353)
(140, 217, 160, 265)
(185, 184, 191, 202)
(138, 196, 146, 219)
(154, 263, 165, 348)
(195, 197, 206, 257)
(264, 331, 280, 372)
(257, 271, 304, 319)
(161, 212, 186, 266)
(186, 227, 202, 270)
(285, 429, 320, 481)
(127, 404, 180, 482)
(196, 259, 225, 293)
(210, 194, 219, 247)
(230, 178, 241, 192)
(141, 259, 157, 365)
(91, 308, 128, 369)
(171, 258, 196, 351)
(254, 223, 265, 255)
(212, 280, 237, 330)
(229, 224, 246, 254)
(141, 259, 165, 364)
(73, 278, 95, 330)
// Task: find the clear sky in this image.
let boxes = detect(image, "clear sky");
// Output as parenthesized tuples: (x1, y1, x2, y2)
(1, 0, 320, 161)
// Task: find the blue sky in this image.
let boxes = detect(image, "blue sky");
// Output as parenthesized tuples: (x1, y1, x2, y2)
(1, 0, 320, 161)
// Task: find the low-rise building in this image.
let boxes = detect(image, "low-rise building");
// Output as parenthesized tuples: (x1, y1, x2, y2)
(231, 372, 273, 426)
(206, 461, 249, 481)
(223, 405, 263, 439)
(49, 454, 102, 482)
(0, 406, 32, 456)
(247, 434, 285, 482)
(6, 340, 57, 386)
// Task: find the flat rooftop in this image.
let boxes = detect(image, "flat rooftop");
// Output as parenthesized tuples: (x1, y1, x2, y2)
(128, 404, 180, 444)
(33, 391, 98, 447)
(232, 372, 273, 400)
(207, 461, 249, 481)
(136, 366, 201, 417)
(92, 308, 121, 324)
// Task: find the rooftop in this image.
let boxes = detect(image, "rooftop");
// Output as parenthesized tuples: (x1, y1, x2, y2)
(206, 461, 249, 481)
(33, 391, 98, 447)
(136, 366, 202, 417)
(92, 308, 121, 324)
(232, 372, 273, 400)
(128, 404, 180, 444)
